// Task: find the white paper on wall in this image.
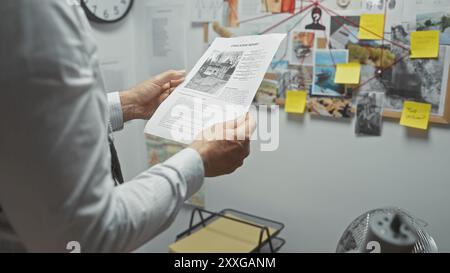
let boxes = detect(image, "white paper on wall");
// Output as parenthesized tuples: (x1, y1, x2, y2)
(191, 0, 224, 23)
(146, 1, 188, 76)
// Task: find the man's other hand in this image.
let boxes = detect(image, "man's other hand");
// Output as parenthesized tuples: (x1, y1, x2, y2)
(120, 70, 185, 122)
(190, 114, 257, 177)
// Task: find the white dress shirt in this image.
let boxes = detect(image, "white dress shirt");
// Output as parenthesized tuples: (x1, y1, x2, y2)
(0, 0, 204, 252)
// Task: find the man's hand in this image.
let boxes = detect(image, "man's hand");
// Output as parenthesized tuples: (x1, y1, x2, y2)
(190, 114, 257, 177)
(119, 70, 185, 122)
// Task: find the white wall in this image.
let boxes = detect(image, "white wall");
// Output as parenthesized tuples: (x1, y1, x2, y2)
(91, 0, 450, 252)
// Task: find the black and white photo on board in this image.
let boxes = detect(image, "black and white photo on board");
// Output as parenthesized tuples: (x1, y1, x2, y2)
(355, 92, 384, 136)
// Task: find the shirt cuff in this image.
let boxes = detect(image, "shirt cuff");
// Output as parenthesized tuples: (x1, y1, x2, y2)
(163, 148, 205, 200)
(107, 92, 124, 132)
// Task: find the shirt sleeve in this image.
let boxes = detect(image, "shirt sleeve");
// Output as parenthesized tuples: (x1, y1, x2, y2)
(107, 92, 124, 132)
(0, 0, 204, 253)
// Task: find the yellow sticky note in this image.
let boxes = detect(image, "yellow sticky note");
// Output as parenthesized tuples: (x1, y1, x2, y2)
(400, 101, 432, 130)
(410, 30, 440, 59)
(335, 63, 361, 84)
(359, 14, 385, 40)
(285, 90, 307, 114)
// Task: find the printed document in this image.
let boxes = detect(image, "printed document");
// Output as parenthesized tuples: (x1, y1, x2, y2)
(144, 34, 286, 144)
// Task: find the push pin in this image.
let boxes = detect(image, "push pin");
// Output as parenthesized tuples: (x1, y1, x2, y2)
(376, 69, 383, 78)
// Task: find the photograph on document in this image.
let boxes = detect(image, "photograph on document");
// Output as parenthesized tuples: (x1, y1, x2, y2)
(355, 92, 384, 136)
(289, 31, 315, 65)
(416, 11, 450, 45)
(307, 97, 352, 118)
(185, 50, 244, 95)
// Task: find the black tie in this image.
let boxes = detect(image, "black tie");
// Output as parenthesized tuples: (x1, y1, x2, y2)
(109, 140, 124, 185)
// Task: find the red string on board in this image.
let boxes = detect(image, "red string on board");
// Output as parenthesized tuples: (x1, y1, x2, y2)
(239, 13, 283, 25)
(245, 0, 415, 93)
(259, 2, 316, 34)
(354, 51, 411, 91)
(317, 2, 409, 51)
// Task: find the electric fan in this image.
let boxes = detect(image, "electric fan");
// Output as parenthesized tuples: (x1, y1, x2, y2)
(336, 207, 438, 253)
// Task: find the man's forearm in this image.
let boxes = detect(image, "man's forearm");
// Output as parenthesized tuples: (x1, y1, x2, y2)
(107, 90, 138, 132)
(119, 89, 139, 123)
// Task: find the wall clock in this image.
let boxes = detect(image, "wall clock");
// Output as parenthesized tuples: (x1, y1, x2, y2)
(81, 0, 134, 23)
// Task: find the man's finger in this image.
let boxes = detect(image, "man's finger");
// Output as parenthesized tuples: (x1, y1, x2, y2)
(244, 113, 257, 137)
(170, 78, 185, 88)
(224, 113, 248, 130)
(167, 87, 176, 94)
(235, 113, 256, 140)
(152, 70, 186, 87)
(161, 82, 171, 91)
(225, 118, 239, 129)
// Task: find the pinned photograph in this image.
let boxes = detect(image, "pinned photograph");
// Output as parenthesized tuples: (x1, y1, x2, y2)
(364, 0, 387, 11)
(289, 31, 315, 65)
(355, 92, 384, 136)
(369, 25, 450, 116)
(185, 50, 243, 95)
(363, 0, 404, 32)
(265, 0, 282, 13)
(348, 42, 396, 69)
(312, 50, 350, 97)
(312, 66, 349, 97)
(305, 7, 327, 31)
(347, 42, 396, 94)
(225, 0, 239, 27)
(329, 15, 360, 49)
(315, 49, 349, 66)
(382, 45, 450, 115)
(254, 78, 279, 105)
(281, 0, 296, 13)
(278, 65, 314, 99)
(417, 11, 450, 45)
(308, 97, 352, 118)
